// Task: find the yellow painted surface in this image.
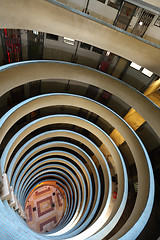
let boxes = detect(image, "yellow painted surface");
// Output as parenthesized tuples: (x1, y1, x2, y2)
(144, 78, 160, 96)
(110, 129, 125, 146)
(147, 91, 160, 107)
(124, 111, 145, 131)
(110, 79, 160, 145)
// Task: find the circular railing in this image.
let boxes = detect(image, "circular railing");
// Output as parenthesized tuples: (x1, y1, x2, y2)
(0, 61, 157, 240)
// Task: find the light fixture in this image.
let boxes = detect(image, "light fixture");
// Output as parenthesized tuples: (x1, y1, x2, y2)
(142, 68, 153, 77)
(139, 21, 143, 26)
(130, 62, 141, 70)
(64, 37, 75, 46)
(33, 30, 39, 35)
(106, 51, 110, 56)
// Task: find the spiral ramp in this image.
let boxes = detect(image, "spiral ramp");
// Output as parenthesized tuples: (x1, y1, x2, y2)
(0, 1, 160, 240)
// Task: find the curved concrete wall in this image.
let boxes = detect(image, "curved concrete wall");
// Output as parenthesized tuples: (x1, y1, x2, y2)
(0, 91, 155, 239)
(0, 62, 160, 138)
(0, 0, 160, 75)
(0, 0, 159, 239)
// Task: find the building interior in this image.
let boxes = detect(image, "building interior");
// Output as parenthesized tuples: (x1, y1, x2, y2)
(0, 0, 160, 239)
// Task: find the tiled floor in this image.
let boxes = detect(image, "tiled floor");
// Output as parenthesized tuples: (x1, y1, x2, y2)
(25, 181, 66, 233)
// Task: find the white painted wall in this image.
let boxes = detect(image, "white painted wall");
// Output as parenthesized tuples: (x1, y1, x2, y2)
(58, 0, 86, 10)
(58, 0, 160, 45)
(44, 35, 101, 67)
(144, 15, 160, 44)
(88, 0, 118, 21)
(57, 0, 117, 22)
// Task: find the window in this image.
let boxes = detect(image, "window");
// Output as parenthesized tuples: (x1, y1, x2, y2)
(80, 42, 91, 50)
(46, 33, 58, 41)
(92, 46, 103, 54)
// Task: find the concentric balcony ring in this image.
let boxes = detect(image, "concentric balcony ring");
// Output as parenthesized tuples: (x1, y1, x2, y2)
(0, 61, 157, 239)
